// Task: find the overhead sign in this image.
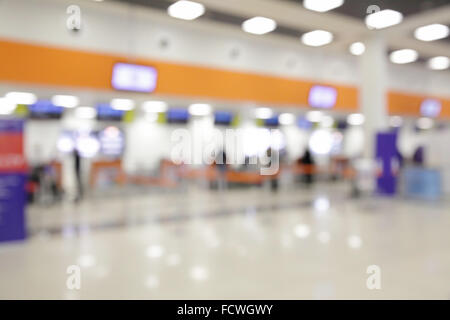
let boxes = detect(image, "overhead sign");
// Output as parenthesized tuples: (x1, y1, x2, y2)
(308, 85, 337, 109)
(111, 62, 158, 93)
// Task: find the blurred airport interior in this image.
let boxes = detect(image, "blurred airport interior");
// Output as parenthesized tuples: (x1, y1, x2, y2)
(0, 0, 449, 299)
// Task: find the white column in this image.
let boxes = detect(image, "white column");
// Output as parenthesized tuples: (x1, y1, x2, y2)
(359, 34, 389, 158)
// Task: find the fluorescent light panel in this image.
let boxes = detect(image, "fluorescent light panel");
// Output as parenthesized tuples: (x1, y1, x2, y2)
(389, 49, 418, 64)
(189, 103, 211, 116)
(52, 95, 79, 108)
(365, 9, 403, 30)
(75, 106, 97, 119)
(142, 101, 168, 113)
(168, 0, 205, 21)
(414, 24, 449, 42)
(303, 0, 344, 13)
(242, 17, 277, 35)
(279, 113, 295, 125)
(255, 107, 273, 119)
(301, 30, 333, 47)
(5, 91, 37, 105)
(111, 98, 135, 111)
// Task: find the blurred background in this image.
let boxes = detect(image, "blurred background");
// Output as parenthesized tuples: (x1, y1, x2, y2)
(0, 0, 449, 299)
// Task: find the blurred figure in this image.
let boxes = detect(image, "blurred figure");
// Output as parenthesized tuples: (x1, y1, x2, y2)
(73, 148, 83, 202)
(265, 147, 279, 191)
(298, 149, 315, 185)
(215, 149, 228, 190)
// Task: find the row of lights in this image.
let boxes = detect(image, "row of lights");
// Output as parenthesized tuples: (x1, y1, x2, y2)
(1, 91, 366, 127)
(164, 1, 449, 70)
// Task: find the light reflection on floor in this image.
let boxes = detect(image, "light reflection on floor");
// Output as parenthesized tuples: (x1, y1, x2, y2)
(0, 183, 449, 299)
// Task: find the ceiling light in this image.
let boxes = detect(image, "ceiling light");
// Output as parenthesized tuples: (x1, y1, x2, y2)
(52, 95, 79, 108)
(390, 49, 418, 64)
(75, 106, 97, 119)
(303, 0, 344, 12)
(279, 113, 295, 125)
(347, 113, 365, 126)
(255, 107, 273, 119)
(242, 16, 277, 35)
(168, 0, 205, 21)
(414, 24, 449, 42)
(301, 30, 333, 47)
(306, 110, 323, 122)
(0, 97, 16, 115)
(365, 9, 403, 30)
(5, 91, 37, 105)
(111, 98, 135, 111)
(188, 103, 211, 116)
(349, 42, 365, 55)
(142, 101, 168, 113)
(428, 56, 449, 70)
(417, 117, 434, 130)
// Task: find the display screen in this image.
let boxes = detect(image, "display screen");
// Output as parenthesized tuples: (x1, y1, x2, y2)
(308, 85, 337, 109)
(111, 62, 158, 93)
(214, 111, 233, 125)
(96, 104, 125, 121)
(28, 100, 63, 119)
(167, 108, 190, 124)
(264, 115, 279, 127)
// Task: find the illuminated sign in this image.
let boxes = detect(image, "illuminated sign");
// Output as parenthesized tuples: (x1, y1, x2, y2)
(420, 99, 441, 118)
(308, 85, 337, 109)
(111, 63, 158, 93)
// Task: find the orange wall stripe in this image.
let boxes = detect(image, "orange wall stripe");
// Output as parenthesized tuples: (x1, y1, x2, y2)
(0, 39, 357, 111)
(388, 91, 450, 119)
(1, 39, 449, 118)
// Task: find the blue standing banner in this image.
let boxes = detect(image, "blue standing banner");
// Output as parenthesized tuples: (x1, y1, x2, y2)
(0, 119, 27, 242)
(375, 131, 399, 195)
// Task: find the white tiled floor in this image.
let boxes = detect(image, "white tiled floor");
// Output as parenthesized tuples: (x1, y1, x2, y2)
(0, 183, 449, 299)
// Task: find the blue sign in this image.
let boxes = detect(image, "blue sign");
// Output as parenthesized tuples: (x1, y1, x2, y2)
(0, 173, 26, 242)
(0, 119, 26, 243)
(375, 131, 398, 195)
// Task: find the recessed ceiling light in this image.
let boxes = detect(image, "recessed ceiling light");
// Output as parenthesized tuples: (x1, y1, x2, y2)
(389, 49, 418, 64)
(279, 113, 295, 125)
(52, 95, 79, 108)
(189, 103, 212, 116)
(303, 0, 344, 13)
(414, 24, 449, 42)
(301, 30, 333, 47)
(242, 16, 277, 35)
(255, 107, 273, 119)
(365, 9, 403, 30)
(427, 56, 450, 70)
(347, 113, 365, 126)
(142, 101, 168, 113)
(111, 98, 135, 111)
(349, 42, 365, 55)
(5, 91, 37, 105)
(168, 0, 205, 21)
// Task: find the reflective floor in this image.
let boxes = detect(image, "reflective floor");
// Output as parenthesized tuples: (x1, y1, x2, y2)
(0, 183, 449, 299)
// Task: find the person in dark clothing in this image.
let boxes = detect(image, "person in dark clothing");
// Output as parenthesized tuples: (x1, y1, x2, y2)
(73, 149, 83, 202)
(298, 149, 315, 185)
